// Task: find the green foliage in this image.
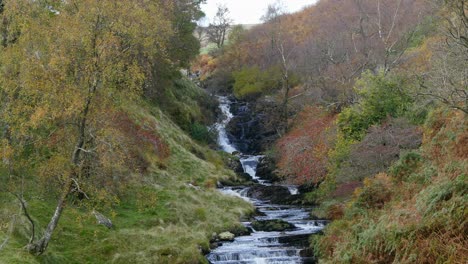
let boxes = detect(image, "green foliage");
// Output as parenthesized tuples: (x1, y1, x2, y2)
(232, 66, 284, 99)
(337, 71, 413, 140)
(161, 78, 216, 142)
(389, 151, 423, 182)
(418, 174, 467, 217)
(406, 16, 438, 49)
(190, 122, 213, 144)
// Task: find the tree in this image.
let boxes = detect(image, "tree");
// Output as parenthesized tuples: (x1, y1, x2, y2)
(206, 4, 232, 48)
(262, 2, 296, 131)
(337, 71, 413, 140)
(0, 0, 174, 255)
(290, 0, 430, 108)
(418, 0, 467, 113)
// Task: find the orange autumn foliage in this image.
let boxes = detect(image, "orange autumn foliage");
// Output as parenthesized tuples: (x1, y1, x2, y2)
(276, 107, 336, 185)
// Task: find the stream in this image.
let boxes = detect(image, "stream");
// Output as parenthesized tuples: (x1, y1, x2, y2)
(206, 96, 326, 264)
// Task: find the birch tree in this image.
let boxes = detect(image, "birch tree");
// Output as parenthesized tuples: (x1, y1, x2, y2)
(0, 0, 173, 254)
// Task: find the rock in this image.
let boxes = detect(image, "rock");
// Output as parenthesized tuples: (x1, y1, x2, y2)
(300, 248, 318, 264)
(256, 156, 281, 182)
(251, 220, 296, 232)
(223, 97, 287, 153)
(92, 210, 113, 229)
(227, 156, 244, 174)
(246, 185, 297, 204)
(279, 234, 311, 247)
(218, 231, 235, 241)
(210, 242, 222, 249)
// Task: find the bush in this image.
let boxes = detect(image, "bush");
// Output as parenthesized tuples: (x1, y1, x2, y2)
(390, 151, 423, 182)
(232, 66, 299, 99)
(160, 78, 217, 140)
(275, 107, 336, 185)
(354, 174, 392, 209)
(336, 118, 422, 183)
(338, 71, 413, 141)
(190, 122, 214, 144)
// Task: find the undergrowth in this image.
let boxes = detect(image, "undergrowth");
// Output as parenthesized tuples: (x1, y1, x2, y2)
(313, 109, 467, 263)
(0, 100, 253, 264)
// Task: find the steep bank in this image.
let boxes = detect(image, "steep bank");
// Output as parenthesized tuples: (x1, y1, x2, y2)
(313, 109, 467, 263)
(0, 82, 254, 264)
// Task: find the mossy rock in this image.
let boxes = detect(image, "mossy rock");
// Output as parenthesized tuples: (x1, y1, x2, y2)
(218, 231, 235, 241)
(251, 220, 296, 232)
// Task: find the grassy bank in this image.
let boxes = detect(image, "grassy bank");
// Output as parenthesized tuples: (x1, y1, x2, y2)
(0, 96, 253, 264)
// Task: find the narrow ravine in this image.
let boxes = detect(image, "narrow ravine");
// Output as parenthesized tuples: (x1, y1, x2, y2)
(207, 96, 327, 264)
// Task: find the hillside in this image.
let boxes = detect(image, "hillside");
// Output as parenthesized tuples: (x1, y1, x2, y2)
(193, 0, 467, 262)
(0, 1, 253, 263)
(0, 90, 253, 263)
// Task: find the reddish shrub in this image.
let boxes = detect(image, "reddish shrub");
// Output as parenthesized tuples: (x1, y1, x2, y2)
(454, 133, 468, 159)
(110, 112, 170, 172)
(276, 107, 336, 185)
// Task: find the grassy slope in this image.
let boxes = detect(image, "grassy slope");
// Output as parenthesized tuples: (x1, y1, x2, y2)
(0, 89, 253, 264)
(313, 109, 467, 263)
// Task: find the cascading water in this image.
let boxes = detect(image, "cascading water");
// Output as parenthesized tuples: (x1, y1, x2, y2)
(215, 96, 238, 154)
(208, 96, 326, 264)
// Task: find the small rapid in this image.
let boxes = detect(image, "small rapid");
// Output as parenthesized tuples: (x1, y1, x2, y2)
(208, 96, 326, 264)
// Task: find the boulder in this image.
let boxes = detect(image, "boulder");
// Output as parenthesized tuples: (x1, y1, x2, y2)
(256, 156, 281, 182)
(218, 231, 235, 241)
(226, 157, 244, 174)
(251, 220, 296, 232)
(246, 185, 296, 204)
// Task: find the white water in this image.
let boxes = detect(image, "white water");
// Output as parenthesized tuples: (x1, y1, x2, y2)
(208, 97, 326, 264)
(215, 96, 238, 154)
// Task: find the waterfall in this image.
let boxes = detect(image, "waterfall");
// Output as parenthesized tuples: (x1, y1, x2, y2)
(215, 96, 238, 154)
(208, 96, 326, 264)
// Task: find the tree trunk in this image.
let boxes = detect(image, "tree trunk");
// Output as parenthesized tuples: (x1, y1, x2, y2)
(281, 73, 290, 131)
(28, 90, 93, 255)
(27, 178, 72, 255)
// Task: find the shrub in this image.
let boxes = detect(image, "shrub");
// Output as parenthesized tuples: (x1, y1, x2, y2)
(336, 118, 422, 183)
(338, 71, 413, 141)
(275, 107, 336, 185)
(353, 174, 393, 209)
(189, 122, 214, 144)
(390, 151, 423, 182)
(232, 66, 296, 99)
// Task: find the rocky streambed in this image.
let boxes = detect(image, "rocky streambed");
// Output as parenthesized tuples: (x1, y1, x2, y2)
(207, 96, 327, 264)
